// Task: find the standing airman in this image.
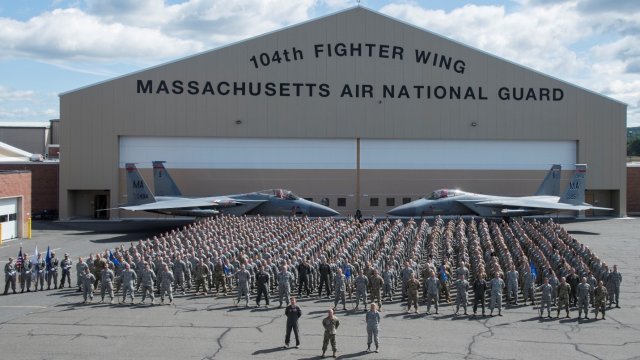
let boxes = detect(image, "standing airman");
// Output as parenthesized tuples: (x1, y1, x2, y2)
(454, 274, 469, 316)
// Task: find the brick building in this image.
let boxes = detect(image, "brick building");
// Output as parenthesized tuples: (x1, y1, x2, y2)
(0, 163, 58, 216)
(0, 170, 31, 240)
(628, 165, 640, 215)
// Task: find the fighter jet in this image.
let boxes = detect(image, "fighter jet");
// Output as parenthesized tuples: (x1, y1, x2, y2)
(388, 164, 612, 217)
(118, 162, 339, 217)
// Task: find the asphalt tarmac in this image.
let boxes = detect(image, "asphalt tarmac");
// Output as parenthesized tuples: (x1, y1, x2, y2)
(0, 218, 638, 360)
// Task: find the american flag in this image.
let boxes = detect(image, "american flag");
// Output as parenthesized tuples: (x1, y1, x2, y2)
(16, 247, 24, 271)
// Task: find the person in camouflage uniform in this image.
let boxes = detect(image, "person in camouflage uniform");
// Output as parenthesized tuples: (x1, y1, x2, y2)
(609, 265, 622, 308)
(59, 253, 73, 289)
(321, 309, 340, 358)
(586, 272, 597, 306)
(120, 263, 137, 304)
(369, 269, 384, 309)
(506, 265, 519, 305)
(365, 303, 381, 353)
(235, 264, 251, 307)
(99, 263, 115, 304)
(454, 274, 469, 316)
(536, 277, 553, 318)
(489, 273, 505, 317)
(4, 257, 17, 295)
(522, 268, 535, 306)
(556, 276, 571, 318)
(81, 267, 95, 303)
(382, 265, 395, 301)
(20, 254, 32, 293)
(425, 271, 440, 315)
(160, 264, 175, 304)
(333, 268, 347, 311)
(35, 253, 46, 291)
(140, 263, 156, 305)
(577, 277, 591, 319)
(213, 259, 227, 295)
(594, 280, 608, 320)
(354, 271, 369, 311)
(278, 264, 294, 308)
(400, 261, 414, 300)
(406, 273, 420, 314)
(172, 254, 187, 295)
(194, 259, 210, 295)
(75, 257, 88, 292)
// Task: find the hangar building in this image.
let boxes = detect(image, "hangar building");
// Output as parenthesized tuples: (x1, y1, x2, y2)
(59, 7, 627, 219)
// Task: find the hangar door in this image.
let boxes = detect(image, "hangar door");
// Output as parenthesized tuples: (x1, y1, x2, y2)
(119, 137, 355, 170)
(0, 197, 18, 240)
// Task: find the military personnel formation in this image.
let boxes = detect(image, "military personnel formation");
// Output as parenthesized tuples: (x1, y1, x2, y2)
(4, 216, 624, 325)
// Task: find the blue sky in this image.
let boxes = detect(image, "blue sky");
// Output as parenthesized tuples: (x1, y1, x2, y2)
(1, 0, 639, 126)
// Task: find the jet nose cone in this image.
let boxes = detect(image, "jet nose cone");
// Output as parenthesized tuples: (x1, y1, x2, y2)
(388, 202, 417, 217)
(307, 203, 340, 217)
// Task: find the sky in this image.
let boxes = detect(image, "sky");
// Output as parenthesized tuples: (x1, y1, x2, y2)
(0, 0, 639, 127)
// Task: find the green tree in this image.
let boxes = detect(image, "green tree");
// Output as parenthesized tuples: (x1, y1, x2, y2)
(628, 138, 640, 156)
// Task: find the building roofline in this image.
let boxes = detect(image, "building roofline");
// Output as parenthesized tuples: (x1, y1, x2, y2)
(0, 170, 31, 174)
(59, 6, 626, 107)
(0, 121, 51, 128)
(0, 141, 33, 158)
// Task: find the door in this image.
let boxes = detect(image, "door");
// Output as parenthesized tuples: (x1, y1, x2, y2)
(94, 195, 109, 219)
(0, 197, 18, 240)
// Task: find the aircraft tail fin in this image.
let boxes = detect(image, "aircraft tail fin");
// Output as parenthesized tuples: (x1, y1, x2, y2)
(152, 161, 182, 196)
(559, 164, 586, 205)
(534, 164, 562, 196)
(125, 163, 156, 205)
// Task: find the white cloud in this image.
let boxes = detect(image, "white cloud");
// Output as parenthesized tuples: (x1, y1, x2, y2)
(0, 86, 59, 121)
(0, 1, 322, 64)
(380, 2, 588, 76)
(0, 106, 58, 121)
(80, 0, 317, 46)
(320, 0, 354, 9)
(159, 0, 315, 44)
(0, 86, 36, 102)
(380, 1, 640, 126)
(0, 8, 204, 62)
(576, 0, 640, 14)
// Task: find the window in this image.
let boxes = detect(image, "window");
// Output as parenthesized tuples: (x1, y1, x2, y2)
(402, 197, 411, 204)
(370, 197, 379, 207)
(0, 215, 7, 222)
(386, 198, 395, 207)
(8, 213, 16, 221)
(321, 198, 330, 206)
(337, 198, 346, 207)
(304, 198, 314, 202)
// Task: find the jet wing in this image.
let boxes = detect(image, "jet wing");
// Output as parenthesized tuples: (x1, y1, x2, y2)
(121, 198, 243, 211)
(231, 199, 268, 214)
(474, 199, 613, 212)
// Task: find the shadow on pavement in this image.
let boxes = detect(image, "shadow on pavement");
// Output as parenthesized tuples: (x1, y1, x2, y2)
(337, 350, 369, 359)
(252, 346, 288, 355)
(567, 230, 600, 235)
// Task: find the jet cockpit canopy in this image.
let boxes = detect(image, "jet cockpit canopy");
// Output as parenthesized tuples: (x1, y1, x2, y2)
(426, 189, 464, 200)
(259, 189, 300, 200)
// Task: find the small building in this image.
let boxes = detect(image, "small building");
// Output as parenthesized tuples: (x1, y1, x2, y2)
(0, 141, 59, 221)
(0, 170, 31, 240)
